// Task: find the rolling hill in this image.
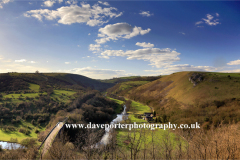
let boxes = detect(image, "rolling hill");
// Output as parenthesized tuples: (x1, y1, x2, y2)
(0, 72, 114, 92)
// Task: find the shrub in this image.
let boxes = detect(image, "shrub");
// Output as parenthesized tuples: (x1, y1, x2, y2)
(34, 129, 39, 133)
(10, 138, 18, 143)
(20, 138, 37, 148)
(31, 119, 35, 125)
(19, 127, 31, 135)
(7, 126, 16, 132)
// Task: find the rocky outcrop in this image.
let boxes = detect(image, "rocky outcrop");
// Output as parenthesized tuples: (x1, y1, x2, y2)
(189, 73, 204, 87)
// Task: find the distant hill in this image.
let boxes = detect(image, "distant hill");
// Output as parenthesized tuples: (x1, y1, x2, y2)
(0, 72, 114, 92)
(101, 76, 161, 84)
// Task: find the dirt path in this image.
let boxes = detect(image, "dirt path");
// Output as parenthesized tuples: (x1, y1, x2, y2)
(41, 122, 64, 156)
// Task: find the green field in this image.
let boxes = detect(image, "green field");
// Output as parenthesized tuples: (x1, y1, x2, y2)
(29, 83, 40, 91)
(106, 96, 125, 114)
(107, 96, 125, 105)
(0, 120, 44, 142)
(129, 100, 151, 115)
(128, 114, 147, 123)
(101, 76, 141, 83)
(0, 82, 77, 104)
(117, 128, 184, 149)
(114, 99, 185, 150)
(119, 81, 149, 90)
(105, 97, 182, 150)
(0, 83, 76, 141)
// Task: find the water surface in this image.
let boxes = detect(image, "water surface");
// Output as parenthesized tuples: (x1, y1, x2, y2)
(0, 141, 24, 149)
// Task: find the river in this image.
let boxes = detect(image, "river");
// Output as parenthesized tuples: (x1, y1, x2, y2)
(99, 105, 128, 145)
(0, 141, 24, 149)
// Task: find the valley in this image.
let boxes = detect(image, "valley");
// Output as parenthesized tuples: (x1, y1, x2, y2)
(0, 71, 240, 159)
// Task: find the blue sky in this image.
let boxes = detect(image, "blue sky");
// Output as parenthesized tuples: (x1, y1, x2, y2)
(0, 0, 240, 79)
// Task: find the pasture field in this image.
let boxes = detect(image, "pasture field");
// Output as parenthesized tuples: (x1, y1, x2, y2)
(106, 97, 183, 150)
(0, 120, 45, 142)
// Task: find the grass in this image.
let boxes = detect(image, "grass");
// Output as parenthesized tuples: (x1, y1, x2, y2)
(128, 115, 148, 123)
(101, 76, 140, 83)
(51, 90, 76, 103)
(106, 96, 125, 114)
(117, 127, 186, 150)
(107, 97, 173, 149)
(0, 120, 44, 142)
(29, 83, 40, 91)
(1, 89, 76, 104)
(119, 81, 150, 91)
(0, 87, 75, 141)
(129, 71, 240, 106)
(106, 96, 125, 105)
(128, 100, 151, 115)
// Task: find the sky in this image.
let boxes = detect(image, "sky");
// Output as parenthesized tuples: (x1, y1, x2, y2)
(0, 0, 240, 79)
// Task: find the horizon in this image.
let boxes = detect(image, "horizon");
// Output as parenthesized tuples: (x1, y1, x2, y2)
(0, 0, 240, 79)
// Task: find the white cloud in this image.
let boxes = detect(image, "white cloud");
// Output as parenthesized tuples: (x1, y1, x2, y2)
(88, 33, 91, 35)
(139, 11, 153, 17)
(24, 2, 123, 26)
(179, 32, 185, 35)
(65, 62, 70, 64)
(0, 63, 50, 73)
(77, 45, 80, 47)
(203, 14, 220, 26)
(0, 0, 11, 9)
(95, 23, 151, 44)
(145, 64, 217, 75)
(42, 0, 56, 7)
(29, 61, 36, 63)
(227, 59, 240, 65)
(136, 42, 154, 48)
(89, 44, 102, 53)
(196, 13, 220, 26)
(59, 67, 130, 79)
(98, 1, 110, 6)
(15, 59, 27, 63)
(195, 21, 203, 25)
(220, 69, 240, 73)
(65, 0, 77, 5)
(100, 47, 181, 68)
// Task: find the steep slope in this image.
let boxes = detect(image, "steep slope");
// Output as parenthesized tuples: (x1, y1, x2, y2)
(108, 71, 240, 127)
(115, 71, 240, 106)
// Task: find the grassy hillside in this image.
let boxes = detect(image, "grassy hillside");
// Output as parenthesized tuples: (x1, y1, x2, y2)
(0, 72, 116, 143)
(102, 76, 161, 84)
(106, 76, 161, 96)
(0, 72, 114, 92)
(108, 71, 240, 128)
(126, 72, 240, 105)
